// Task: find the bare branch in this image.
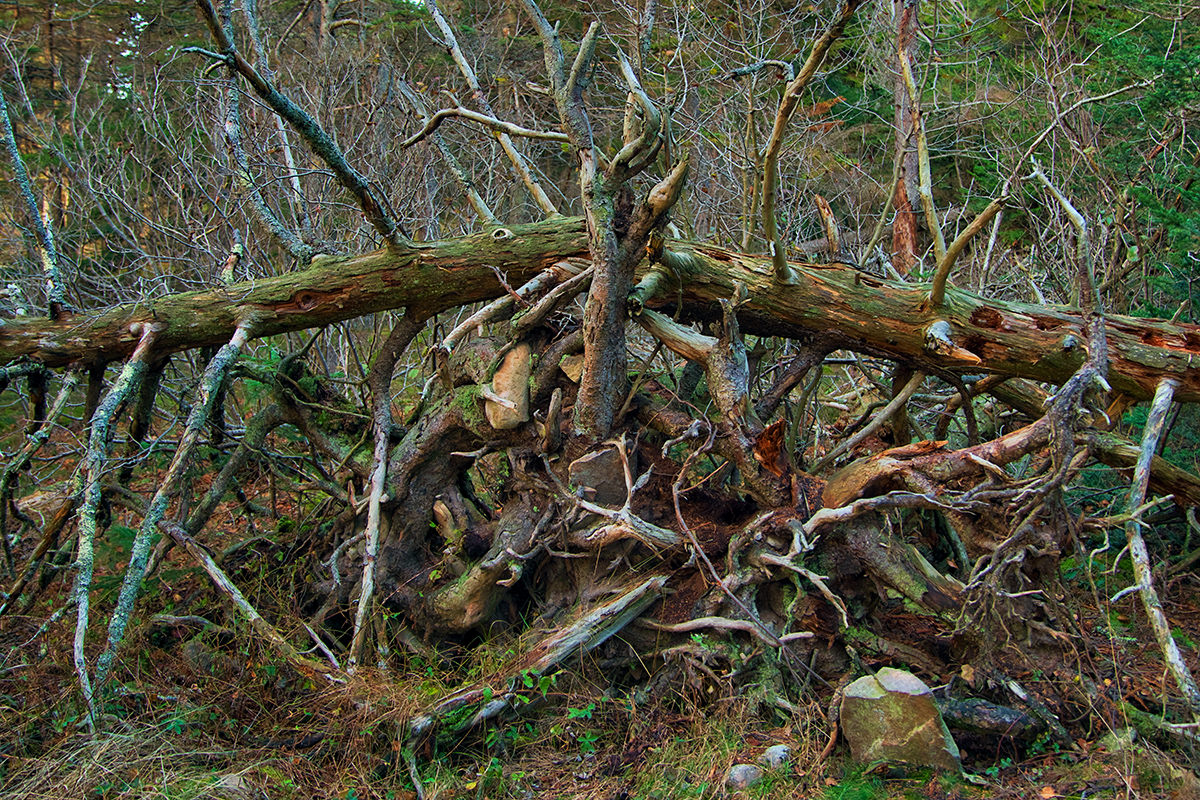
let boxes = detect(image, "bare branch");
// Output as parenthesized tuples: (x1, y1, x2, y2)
(425, 0, 560, 216)
(397, 79, 499, 226)
(72, 322, 163, 728)
(95, 319, 257, 694)
(726, 60, 796, 81)
(1029, 159, 1100, 311)
(1116, 378, 1200, 718)
(242, 0, 314, 239)
(193, 0, 409, 248)
(349, 311, 426, 668)
(897, 42, 945, 264)
(166, 523, 335, 678)
(810, 370, 926, 474)
(927, 78, 1153, 308)
(761, 0, 863, 283)
(223, 74, 313, 263)
(398, 106, 569, 149)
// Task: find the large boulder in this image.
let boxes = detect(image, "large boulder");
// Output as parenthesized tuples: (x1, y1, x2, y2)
(840, 667, 961, 772)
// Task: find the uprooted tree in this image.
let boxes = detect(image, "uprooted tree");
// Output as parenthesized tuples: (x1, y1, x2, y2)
(2, 0, 1199, 751)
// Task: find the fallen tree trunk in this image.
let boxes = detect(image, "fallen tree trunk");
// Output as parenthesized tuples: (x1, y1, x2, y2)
(3, 217, 1200, 401)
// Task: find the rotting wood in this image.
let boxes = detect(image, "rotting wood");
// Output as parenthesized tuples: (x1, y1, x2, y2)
(406, 575, 667, 742)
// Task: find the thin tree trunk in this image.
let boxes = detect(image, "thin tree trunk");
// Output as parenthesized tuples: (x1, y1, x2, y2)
(891, 0, 920, 275)
(1118, 378, 1200, 717)
(348, 311, 425, 668)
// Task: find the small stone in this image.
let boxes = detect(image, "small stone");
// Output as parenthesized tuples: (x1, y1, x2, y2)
(725, 763, 763, 791)
(559, 353, 584, 382)
(568, 447, 631, 506)
(841, 667, 961, 772)
(182, 638, 214, 674)
(758, 744, 791, 769)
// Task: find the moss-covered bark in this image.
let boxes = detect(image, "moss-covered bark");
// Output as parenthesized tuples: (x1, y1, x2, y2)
(3, 217, 1200, 402)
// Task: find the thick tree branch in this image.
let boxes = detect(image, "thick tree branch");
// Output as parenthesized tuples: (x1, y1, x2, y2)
(223, 73, 313, 264)
(95, 319, 256, 694)
(3, 220, 1200, 402)
(72, 322, 163, 728)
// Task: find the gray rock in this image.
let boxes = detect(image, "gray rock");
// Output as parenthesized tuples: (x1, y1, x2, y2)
(181, 638, 214, 674)
(758, 744, 791, 769)
(568, 447, 631, 506)
(841, 667, 961, 772)
(724, 763, 764, 791)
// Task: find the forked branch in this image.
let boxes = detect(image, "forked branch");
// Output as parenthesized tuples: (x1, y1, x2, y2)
(72, 322, 163, 727)
(95, 319, 258, 693)
(424, 0, 560, 216)
(928, 79, 1152, 308)
(761, 0, 863, 283)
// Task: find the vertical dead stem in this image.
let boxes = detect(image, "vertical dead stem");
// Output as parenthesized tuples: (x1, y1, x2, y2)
(761, 0, 862, 283)
(1120, 377, 1200, 717)
(349, 312, 425, 668)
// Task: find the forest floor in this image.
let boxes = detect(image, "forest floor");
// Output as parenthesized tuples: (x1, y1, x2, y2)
(1, 467, 1199, 800)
